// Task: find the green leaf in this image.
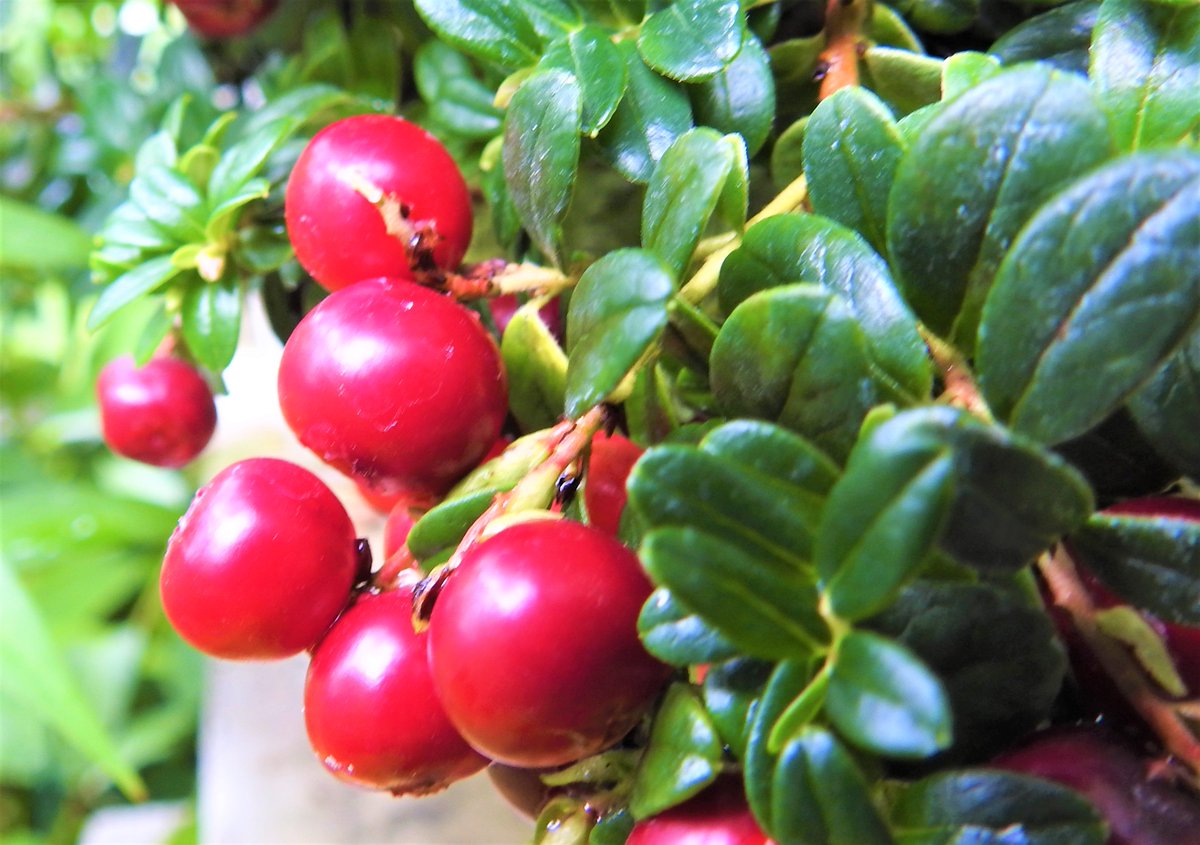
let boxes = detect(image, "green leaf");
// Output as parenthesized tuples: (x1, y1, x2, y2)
(977, 152, 1200, 445)
(641, 528, 829, 660)
(129, 165, 207, 241)
(941, 51, 1002, 99)
(803, 87, 905, 258)
(503, 70, 582, 267)
(412, 0, 542, 69)
(870, 581, 1068, 762)
(501, 299, 568, 431)
(0, 563, 145, 800)
(565, 249, 674, 417)
(1127, 329, 1200, 478)
(718, 215, 931, 404)
(894, 0, 980, 33)
(541, 27, 626, 135)
(207, 117, 298, 211)
(87, 255, 182, 331)
(629, 684, 723, 819)
(887, 65, 1115, 351)
(702, 658, 773, 758)
(638, 0, 745, 82)
(181, 278, 241, 373)
(638, 587, 741, 666)
(688, 34, 775, 156)
(710, 284, 879, 463)
(1068, 509, 1200, 625)
(862, 47, 942, 116)
(234, 84, 354, 141)
(205, 178, 270, 242)
(96, 201, 173, 252)
(597, 43, 694, 183)
(134, 303, 173, 366)
(406, 490, 495, 561)
(416, 42, 504, 140)
(744, 660, 814, 832)
(989, 1, 1100, 76)
(642, 128, 740, 279)
(0, 196, 92, 271)
(699, 419, 841, 500)
(891, 770, 1107, 845)
(1090, 0, 1200, 150)
(825, 630, 951, 758)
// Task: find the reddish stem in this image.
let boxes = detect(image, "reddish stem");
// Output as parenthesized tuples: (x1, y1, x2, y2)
(817, 0, 868, 100)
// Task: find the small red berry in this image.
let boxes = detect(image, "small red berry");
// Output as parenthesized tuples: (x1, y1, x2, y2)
(490, 294, 563, 341)
(627, 777, 774, 845)
(96, 354, 217, 468)
(169, 0, 279, 38)
(277, 278, 508, 499)
(285, 115, 473, 291)
(160, 458, 358, 660)
(427, 520, 670, 768)
(584, 431, 644, 537)
(304, 589, 487, 795)
(382, 497, 426, 560)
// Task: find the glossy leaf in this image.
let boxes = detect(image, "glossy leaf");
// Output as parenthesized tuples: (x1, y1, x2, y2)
(638, 587, 741, 666)
(0, 197, 92, 271)
(977, 152, 1200, 445)
(710, 284, 878, 463)
(181, 277, 241, 373)
(803, 88, 905, 257)
(406, 490, 494, 561)
(416, 43, 504, 139)
(503, 70, 582, 267)
(699, 420, 840, 501)
(862, 47, 942, 116)
(887, 65, 1114, 350)
(899, 0, 980, 33)
(1127, 329, 1200, 478)
(565, 249, 674, 417)
(643, 128, 740, 279)
(501, 299, 568, 431)
(1090, 0, 1200, 150)
(702, 658, 773, 758)
(989, 1, 1100, 75)
(597, 42, 694, 183)
(689, 34, 775, 156)
(641, 528, 829, 660)
(744, 660, 814, 832)
(718, 214, 931, 404)
(87, 255, 182, 331)
(205, 177, 269, 242)
(129, 165, 206, 241)
(207, 117, 297, 210)
(1068, 511, 1200, 626)
(638, 0, 744, 82)
(941, 51, 1001, 99)
(629, 684, 723, 819)
(825, 630, 952, 758)
(412, 0, 542, 68)
(541, 27, 626, 135)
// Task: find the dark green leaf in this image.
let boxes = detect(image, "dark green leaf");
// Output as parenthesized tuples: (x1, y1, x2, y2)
(97, 201, 173, 252)
(977, 152, 1200, 445)
(887, 65, 1114, 351)
(825, 631, 952, 758)
(87, 255, 182, 330)
(520, 0, 581, 43)
(710, 284, 878, 462)
(772, 117, 807, 189)
(643, 128, 739, 279)
(862, 47, 942, 116)
(481, 137, 524, 252)
(1090, 0, 1200, 150)
(688, 34, 775, 156)
(134, 303, 173, 366)
(129, 165, 206, 241)
(638, 587, 741, 666)
(590, 809, 635, 845)
(541, 27, 626, 135)
(0, 196, 92, 271)
(208, 117, 298, 210)
(416, 42, 503, 140)
(803, 87, 905, 258)
(699, 420, 840, 499)
(891, 770, 1107, 845)
(234, 84, 354, 141)
(989, 1, 1099, 75)
(744, 660, 815, 832)
(894, 0, 980, 33)
(1127, 329, 1200, 478)
(412, 0, 542, 68)
(641, 528, 829, 660)
(718, 214, 931, 404)
(406, 491, 494, 561)
(503, 70, 582, 267)
(630, 684, 723, 818)
(1069, 510, 1200, 626)
(206, 178, 270, 242)
(565, 249, 674, 417)
(501, 299, 568, 431)
(638, 0, 745, 82)
(870, 581, 1067, 762)
(702, 658, 773, 758)
(597, 43, 694, 183)
(181, 278, 241, 373)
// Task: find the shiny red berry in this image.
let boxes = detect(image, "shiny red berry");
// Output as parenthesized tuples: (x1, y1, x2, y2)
(160, 458, 358, 660)
(96, 354, 217, 468)
(169, 0, 278, 38)
(427, 520, 670, 768)
(627, 777, 774, 845)
(584, 431, 644, 537)
(285, 115, 472, 291)
(382, 497, 426, 560)
(304, 589, 487, 795)
(277, 278, 508, 499)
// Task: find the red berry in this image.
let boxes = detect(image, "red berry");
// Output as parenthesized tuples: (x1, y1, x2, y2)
(427, 520, 670, 768)
(627, 777, 774, 845)
(169, 0, 278, 38)
(160, 458, 358, 660)
(277, 278, 508, 499)
(584, 431, 644, 537)
(96, 354, 217, 468)
(382, 497, 425, 560)
(490, 294, 563, 341)
(285, 115, 472, 291)
(304, 589, 487, 795)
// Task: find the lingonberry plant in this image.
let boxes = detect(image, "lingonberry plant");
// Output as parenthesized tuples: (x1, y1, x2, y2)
(78, 0, 1200, 842)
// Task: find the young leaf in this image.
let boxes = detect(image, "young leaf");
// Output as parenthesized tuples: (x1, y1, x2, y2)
(803, 87, 905, 257)
(989, 1, 1100, 76)
(565, 249, 674, 417)
(129, 165, 207, 241)
(629, 684, 723, 819)
(638, 587, 741, 666)
(1127, 329, 1200, 478)
(87, 255, 182, 331)
(412, 0, 542, 69)
(688, 34, 775, 156)
(862, 46, 942, 116)
(1090, 0, 1200, 150)
(638, 0, 745, 82)
(181, 277, 241, 373)
(503, 70, 582, 267)
(541, 27, 626, 135)
(887, 65, 1114, 351)
(501, 299, 568, 432)
(206, 117, 298, 211)
(977, 152, 1200, 445)
(941, 51, 1001, 99)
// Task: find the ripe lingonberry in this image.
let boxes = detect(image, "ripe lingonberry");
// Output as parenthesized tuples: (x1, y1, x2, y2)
(160, 458, 359, 660)
(584, 431, 644, 537)
(626, 777, 774, 845)
(427, 519, 670, 768)
(96, 354, 217, 468)
(304, 589, 487, 795)
(277, 278, 508, 499)
(169, 0, 278, 38)
(285, 115, 472, 291)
